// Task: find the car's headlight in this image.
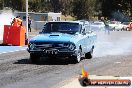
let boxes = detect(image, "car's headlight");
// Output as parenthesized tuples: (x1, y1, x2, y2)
(29, 43, 35, 50)
(59, 43, 76, 50)
(68, 43, 76, 51)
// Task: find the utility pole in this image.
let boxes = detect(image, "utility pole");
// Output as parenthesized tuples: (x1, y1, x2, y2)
(26, 0, 29, 43)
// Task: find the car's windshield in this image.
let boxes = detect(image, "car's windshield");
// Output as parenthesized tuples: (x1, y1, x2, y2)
(42, 22, 81, 34)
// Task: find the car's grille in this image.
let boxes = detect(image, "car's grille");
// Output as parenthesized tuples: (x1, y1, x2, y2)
(34, 42, 69, 50)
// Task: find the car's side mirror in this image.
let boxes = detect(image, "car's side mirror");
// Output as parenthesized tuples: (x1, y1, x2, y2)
(82, 32, 86, 35)
(81, 29, 86, 35)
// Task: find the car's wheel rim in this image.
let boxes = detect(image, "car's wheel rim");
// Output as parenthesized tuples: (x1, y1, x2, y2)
(77, 52, 81, 62)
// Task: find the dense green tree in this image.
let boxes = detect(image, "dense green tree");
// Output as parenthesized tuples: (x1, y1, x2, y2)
(101, 0, 132, 19)
(72, 0, 96, 20)
(50, 0, 60, 12)
(59, 0, 74, 16)
(0, 0, 3, 9)
(1, 0, 25, 11)
(0, 0, 131, 20)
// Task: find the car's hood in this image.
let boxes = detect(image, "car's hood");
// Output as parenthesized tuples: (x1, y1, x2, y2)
(30, 33, 76, 43)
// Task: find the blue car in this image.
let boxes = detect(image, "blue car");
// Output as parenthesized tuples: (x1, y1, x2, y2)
(27, 21, 97, 63)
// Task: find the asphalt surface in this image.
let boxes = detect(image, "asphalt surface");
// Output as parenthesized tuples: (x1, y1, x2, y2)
(0, 31, 132, 88)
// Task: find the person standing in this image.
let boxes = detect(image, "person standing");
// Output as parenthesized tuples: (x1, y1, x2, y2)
(102, 18, 110, 35)
(11, 16, 22, 27)
(28, 17, 32, 32)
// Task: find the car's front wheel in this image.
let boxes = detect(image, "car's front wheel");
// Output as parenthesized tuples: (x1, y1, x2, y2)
(30, 53, 40, 64)
(72, 49, 82, 63)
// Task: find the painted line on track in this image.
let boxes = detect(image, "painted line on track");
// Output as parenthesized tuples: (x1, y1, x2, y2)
(0, 47, 27, 54)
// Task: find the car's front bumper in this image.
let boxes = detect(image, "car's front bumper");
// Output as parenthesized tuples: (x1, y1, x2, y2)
(27, 48, 77, 57)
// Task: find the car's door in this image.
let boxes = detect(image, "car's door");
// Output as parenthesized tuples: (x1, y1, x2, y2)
(84, 24, 95, 53)
(81, 27, 91, 53)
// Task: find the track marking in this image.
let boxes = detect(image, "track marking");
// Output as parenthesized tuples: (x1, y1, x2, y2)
(0, 47, 27, 54)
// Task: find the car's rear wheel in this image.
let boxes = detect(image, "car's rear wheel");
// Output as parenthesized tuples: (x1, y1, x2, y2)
(76, 51, 81, 62)
(30, 53, 40, 64)
(113, 27, 115, 31)
(85, 47, 94, 59)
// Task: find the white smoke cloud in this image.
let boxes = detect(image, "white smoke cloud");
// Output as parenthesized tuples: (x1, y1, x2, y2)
(93, 31, 132, 57)
(0, 8, 15, 40)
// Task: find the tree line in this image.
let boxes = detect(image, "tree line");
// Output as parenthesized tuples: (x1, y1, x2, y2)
(0, 0, 131, 21)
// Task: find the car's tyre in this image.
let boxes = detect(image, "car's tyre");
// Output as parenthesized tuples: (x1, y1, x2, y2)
(30, 53, 40, 64)
(113, 27, 115, 31)
(72, 49, 82, 63)
(85, 47, 93, 59)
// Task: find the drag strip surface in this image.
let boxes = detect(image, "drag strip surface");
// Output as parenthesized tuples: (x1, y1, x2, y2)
(0, 31, 132, 88)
